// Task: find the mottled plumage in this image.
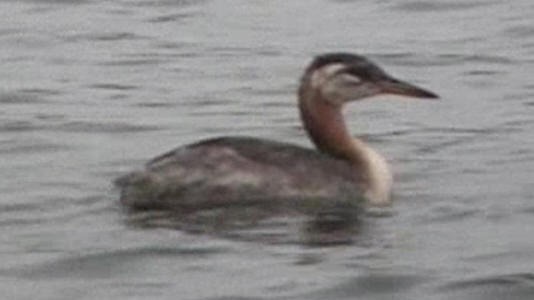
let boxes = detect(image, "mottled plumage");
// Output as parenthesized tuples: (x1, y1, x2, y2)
(116, 137, 364, 210)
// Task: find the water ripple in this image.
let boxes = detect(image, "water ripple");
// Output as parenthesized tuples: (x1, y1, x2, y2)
(416, 204, 480, 224)
(503, 25, 534, 39)
(0, 118, 162, 134)
(372, 52, 516, 68)
(23, 0, 91, 4)
(14, 245, 228, 280)
(64, 32, 148, 43)
(0, 139, 70, 155)
(146, 12, 196, 23)
(0, 92, 46, 104)
(438, 273, 534, 291)
(55, 121, 162, 133)
(98, 58, 165, 67)
(392, 0, 498, 12)
(303, 272, 431, 299)
(0, 194, 105, 227)
(0, 120, 39, 132)
(89, 83, 139, 91)
(128, 0, 209, 8)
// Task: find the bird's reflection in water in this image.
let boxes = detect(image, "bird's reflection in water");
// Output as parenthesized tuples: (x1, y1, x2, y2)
(124, 196, 363, 246)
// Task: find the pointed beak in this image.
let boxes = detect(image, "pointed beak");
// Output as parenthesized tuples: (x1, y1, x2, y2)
(378, 77, 438, 99)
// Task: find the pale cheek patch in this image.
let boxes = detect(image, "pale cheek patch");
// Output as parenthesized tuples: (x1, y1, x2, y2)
(310, 64, 345, 90)
(311, 64, 381, 105)
(321, 80, 348, 105)
(322, 80, 381, 105)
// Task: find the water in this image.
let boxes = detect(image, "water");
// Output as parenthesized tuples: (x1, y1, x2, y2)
(1, 0, 534, 299)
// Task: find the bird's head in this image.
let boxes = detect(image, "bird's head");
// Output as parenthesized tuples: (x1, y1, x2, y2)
(302, 53, 438, 105)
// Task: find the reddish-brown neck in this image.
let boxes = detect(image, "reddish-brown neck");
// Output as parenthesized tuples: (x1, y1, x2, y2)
(298, 87, 363, 166)
(297, 78, 393, 205)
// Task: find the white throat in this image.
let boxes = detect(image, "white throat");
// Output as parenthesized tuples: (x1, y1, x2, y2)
(351, 138, 393, 206)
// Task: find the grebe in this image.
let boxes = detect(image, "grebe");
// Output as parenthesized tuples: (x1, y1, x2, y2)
(116, 53, 437, 211)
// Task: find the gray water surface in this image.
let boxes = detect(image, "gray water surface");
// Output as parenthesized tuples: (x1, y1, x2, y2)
(2, 0, 534, 299)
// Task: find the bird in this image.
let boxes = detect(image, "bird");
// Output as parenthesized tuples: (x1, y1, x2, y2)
(115, 53, 438, 212)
